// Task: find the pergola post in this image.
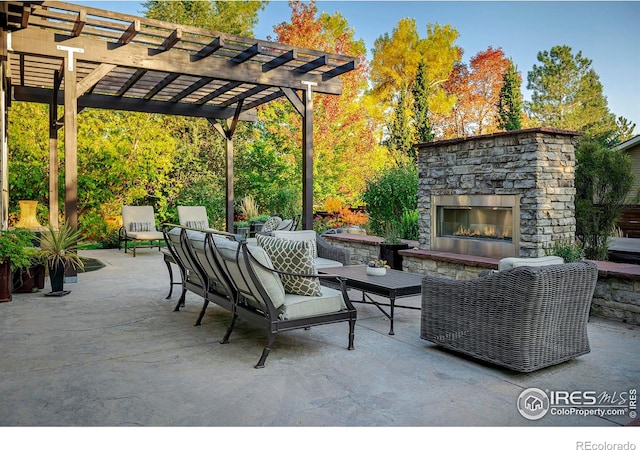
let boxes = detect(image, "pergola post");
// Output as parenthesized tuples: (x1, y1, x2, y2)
(48, 70, 61, 230)
(211, 110, 241, 233)
(302, 89, 314, 230)
(0, 61, 8, 231)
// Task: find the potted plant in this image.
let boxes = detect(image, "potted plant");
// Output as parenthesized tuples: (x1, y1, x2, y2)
(249, 214, 270, 236)
(366, 259, 389, 276)
(0, 228, 36, 302)
(12, 247, 47, 293)
(38, 222, 84, 296)
(233, 220, 250, 239)
(379, 223, 410, 271)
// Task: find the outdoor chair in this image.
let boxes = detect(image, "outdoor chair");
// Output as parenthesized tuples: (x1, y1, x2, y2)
(420, 260, 599, 372)
(119, 206, 165, 257)
(177, 206, 213, 230)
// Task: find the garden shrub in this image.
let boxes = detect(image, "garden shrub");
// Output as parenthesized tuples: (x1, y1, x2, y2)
(361, 162, 418, 238)
(575, 139, 634, 260)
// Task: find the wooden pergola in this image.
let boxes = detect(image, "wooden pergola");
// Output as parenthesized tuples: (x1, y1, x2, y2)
(0, 1, 355, 232)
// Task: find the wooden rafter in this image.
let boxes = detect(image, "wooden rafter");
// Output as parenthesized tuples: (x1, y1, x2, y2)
(193, 36, 223, 61)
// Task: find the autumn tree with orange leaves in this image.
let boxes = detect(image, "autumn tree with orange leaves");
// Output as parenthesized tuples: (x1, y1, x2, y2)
(436, 47, 511, 138)
(257, 0, 389, 208)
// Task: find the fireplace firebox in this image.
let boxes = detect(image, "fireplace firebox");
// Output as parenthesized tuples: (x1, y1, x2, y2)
(431, 195, 520, 258)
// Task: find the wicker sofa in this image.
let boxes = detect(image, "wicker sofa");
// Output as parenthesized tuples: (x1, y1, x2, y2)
(420, 261, 599, 372)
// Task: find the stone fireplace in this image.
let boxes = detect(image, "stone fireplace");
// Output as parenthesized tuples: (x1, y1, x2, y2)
(416, 128, 581, 258)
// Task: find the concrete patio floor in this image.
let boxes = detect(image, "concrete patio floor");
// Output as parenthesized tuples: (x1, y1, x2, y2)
(1, 248, 639, 441)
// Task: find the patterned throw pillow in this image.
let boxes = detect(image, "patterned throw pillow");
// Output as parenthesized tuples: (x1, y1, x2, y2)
(256, 234, 322, 297)
(185, 220, 208, 230)
(272, 230, 317, 258)
(129, 222, 153, 232)
(262, 216, 282, 232)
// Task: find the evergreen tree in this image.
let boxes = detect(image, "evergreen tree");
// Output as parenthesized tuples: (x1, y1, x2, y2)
(412, 61, 435, 143)
(496, 60, 523, 131)
(526, 45, 616, 139)
(386, 86, 415, 158)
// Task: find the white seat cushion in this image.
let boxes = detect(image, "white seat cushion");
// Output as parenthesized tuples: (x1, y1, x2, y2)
(498, 255, 564, 271)
(125, 230, 164, 240)
(279, 285, 345, 320)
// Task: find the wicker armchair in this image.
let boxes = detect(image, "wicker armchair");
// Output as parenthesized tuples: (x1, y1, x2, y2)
(420, 261, 599, 372)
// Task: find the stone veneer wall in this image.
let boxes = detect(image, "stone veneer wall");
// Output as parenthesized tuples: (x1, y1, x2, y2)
(415, 128, 581, 257)
(323, 234, 640, 325)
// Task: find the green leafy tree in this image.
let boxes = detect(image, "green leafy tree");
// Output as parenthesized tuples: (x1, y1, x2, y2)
(142, 0, 266, 36)
(496, 59, 523, 131)
(7, 103, 50, 223)
(526, 45, 617, 139)
(575, 139, 634, 260)
(412, 61, 435, 144)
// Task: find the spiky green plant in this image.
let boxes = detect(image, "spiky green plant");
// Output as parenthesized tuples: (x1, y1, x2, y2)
(39, 222, 84, 271)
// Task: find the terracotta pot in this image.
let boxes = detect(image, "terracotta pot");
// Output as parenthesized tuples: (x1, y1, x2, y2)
(12, 264, 46, 293)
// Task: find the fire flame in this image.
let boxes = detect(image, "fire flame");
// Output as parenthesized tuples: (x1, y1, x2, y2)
(453, 224, 511, 239)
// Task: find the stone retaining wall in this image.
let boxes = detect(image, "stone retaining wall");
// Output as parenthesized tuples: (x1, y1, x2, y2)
(324, 233, 640, 325)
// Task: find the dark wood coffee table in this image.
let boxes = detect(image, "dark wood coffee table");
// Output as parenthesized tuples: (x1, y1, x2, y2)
(320, 265, 423, 335)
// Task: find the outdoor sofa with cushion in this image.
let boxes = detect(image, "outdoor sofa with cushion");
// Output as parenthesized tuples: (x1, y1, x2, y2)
(420, 260, 599, 372)
(162, 224, 357, 368)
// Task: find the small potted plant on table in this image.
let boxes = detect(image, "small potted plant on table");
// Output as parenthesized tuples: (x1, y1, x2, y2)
(39, 222, 84, 296)
(367, 259, 389, 276)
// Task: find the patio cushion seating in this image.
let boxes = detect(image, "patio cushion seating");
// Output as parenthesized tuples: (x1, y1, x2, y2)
(256, 234, 322, 296)
(498, 255, 564, 271)
(420, 260, 599, 372)
(162, 224, 357, 368)
(177, 206, 214, 231)
(261, 216, 283, 232)
(119, 206, 165, 257)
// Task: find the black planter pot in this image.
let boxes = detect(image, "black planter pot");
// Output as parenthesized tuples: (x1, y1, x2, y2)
(48, 260, 66, 293)
(379, 243, 410, 271)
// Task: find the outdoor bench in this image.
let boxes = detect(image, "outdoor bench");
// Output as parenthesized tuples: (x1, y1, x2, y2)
(162, 224, 357, 368)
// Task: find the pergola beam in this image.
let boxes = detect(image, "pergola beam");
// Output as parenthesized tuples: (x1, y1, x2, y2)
(11, 28, 345, 95)
(14, 86, 257, 121)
